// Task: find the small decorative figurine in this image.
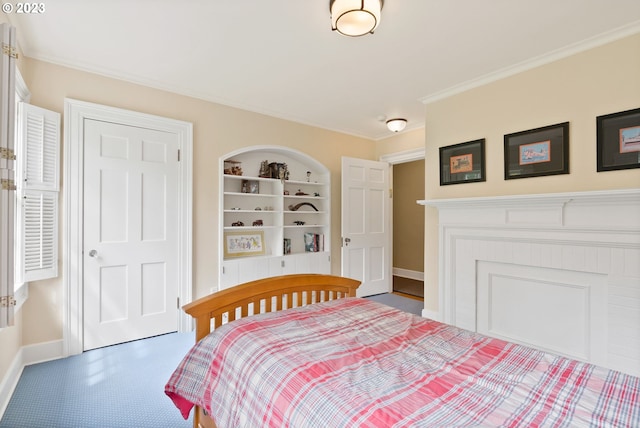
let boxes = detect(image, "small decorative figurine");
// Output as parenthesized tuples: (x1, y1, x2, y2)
(252, 220, 263, 226)
(306, 171, 311, 182)
(259, 160, 270, 178)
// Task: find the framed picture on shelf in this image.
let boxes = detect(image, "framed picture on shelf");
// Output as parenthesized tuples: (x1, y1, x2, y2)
(241, 179, 260, 194)
(439, 139, 486, 185)
(224, 231, 265, 258)
(504, 122, 569, 180)
(596, 107, 640, 171)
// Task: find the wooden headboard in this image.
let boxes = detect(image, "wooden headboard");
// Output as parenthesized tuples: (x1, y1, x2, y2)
(183, 274, 361, 341)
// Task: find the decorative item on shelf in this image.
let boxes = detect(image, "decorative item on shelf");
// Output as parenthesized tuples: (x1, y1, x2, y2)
(314, 192, 320, 197)
(224, 160, 243, 176)
(304, 232, 324, 252)
(295, 190, 308, 195)
(289, 202, 319, 212)
(241, 180, 260, 194)
(307, 171, 311, 182)
(230, 207, 241, 210)
(254, 207, 262, 210)
(252, 220, 263, 226)
(293, 221, 306, 225)
(259, 160, 271, 178)
(268, 162, 289, 180)
(224, 231, 265, 258)
(231, 221, 244, 227)
(283, 238, 292, 255)
(283, 190, 290, 195)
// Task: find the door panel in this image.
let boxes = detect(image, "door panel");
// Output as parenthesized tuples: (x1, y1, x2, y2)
(83, 119, 179, 350)
(341, 157, 391, 297)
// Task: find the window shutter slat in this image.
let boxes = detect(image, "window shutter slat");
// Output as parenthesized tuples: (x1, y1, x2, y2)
(15, 103, 60, 284)
(18, 103, 60, 191)
(19, 190, 58, 281)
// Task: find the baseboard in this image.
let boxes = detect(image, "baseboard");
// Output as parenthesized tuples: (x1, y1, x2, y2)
(392, 268, 424, 282)
(21, 339, 64, 366)
(0, 348, 24, 418)
(0, 339, 64, 419)
(422, 308, 441, 322)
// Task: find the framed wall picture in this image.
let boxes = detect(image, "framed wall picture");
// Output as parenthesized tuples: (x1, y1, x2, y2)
(439, 139, 486, 185)
(224, 230, 265, 258)
(596, 107, 640, 172)
(504, 122, 569, 180)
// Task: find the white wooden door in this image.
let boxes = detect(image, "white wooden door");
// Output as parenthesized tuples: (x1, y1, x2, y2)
(341, 157, 391, 297)
(83, 119, 180, 350)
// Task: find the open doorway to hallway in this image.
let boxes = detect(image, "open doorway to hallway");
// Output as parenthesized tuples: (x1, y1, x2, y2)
(392, 159, 425, 300)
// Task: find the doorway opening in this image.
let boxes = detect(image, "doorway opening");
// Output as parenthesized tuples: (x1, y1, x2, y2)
(391, 158, 424, 299)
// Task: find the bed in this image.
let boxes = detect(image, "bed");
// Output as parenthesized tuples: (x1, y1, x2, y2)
(165, 274, 640, 428)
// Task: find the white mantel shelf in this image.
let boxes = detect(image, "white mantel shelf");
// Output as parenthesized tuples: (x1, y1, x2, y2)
(420, 188, 640, 377)
(418, 188, 640, 209)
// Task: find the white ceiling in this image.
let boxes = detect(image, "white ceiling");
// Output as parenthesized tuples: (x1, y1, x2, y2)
(7, 0, 640, 140)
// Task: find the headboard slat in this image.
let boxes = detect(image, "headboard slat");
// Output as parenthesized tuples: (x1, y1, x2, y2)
(183, 274, 361, 342)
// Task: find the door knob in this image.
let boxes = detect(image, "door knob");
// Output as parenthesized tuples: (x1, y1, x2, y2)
(88, 249, 98, 258)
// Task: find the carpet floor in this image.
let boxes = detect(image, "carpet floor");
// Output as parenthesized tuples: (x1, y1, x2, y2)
(1, 293, 421, 428)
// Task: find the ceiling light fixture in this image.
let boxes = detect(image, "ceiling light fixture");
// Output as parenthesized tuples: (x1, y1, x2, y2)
(386, 118, 407, 133)
(330, 0, 383, 37)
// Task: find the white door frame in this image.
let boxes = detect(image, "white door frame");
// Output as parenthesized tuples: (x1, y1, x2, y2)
(379, 147, 425, 290)
(62, 99, 193, 356)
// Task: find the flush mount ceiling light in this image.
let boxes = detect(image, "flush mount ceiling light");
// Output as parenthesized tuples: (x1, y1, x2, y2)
(330, 0, 383, 37)
(386, 118, 407, 133)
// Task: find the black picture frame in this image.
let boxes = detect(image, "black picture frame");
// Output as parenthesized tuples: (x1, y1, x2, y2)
(504, 122, 569, 180)
(439, 139, 486, 185)
(596, 107, 640, 172)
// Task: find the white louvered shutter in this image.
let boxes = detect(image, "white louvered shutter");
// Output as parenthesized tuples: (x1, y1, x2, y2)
(15, 103, 60, 283)
(20, 103, 59, 191)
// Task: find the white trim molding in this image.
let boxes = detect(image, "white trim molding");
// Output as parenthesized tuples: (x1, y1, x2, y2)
(63, 99, 193, 356)
(0, 339, 63, 418)
(423, 189, 640, 376)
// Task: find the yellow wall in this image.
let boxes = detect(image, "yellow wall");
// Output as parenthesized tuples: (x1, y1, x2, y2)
(392, 160, 425, 271)
(15, 57, 376, 349)
(422, 33, 640, 313)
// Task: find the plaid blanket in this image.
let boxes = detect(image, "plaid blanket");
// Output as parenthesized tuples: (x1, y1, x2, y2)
(165, 298, 640, 427)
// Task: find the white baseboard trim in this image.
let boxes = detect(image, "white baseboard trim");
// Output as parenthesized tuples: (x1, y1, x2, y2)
(392, 268, 424, 281)
(0, 348, 24, 418)
(0, 339, 64, 419)
(21, 339, 65, 366)
(422, 308, 441, 322)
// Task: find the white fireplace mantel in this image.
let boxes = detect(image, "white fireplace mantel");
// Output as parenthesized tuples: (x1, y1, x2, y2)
(420, 189, 640, 376)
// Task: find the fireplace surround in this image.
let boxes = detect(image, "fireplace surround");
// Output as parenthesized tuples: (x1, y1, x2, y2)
(422, 189, 640, 376)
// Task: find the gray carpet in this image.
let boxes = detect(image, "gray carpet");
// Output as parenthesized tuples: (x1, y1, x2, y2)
(0, 293, 421, 427)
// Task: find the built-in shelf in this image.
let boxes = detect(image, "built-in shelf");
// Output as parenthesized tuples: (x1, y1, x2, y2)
(219, 146, 332, 290)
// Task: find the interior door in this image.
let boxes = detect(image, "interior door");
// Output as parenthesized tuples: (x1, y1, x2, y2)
(341, 157, 391, 297)
(83, 119, 180, 350)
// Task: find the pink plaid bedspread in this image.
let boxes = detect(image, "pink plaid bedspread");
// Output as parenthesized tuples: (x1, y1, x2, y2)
(165, 298, 640, 427)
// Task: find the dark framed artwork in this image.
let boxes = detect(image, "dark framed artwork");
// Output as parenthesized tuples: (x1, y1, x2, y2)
(596, 107, 640, 172)
(504, 122, 569, 180)
(439, 139, 485, 185)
